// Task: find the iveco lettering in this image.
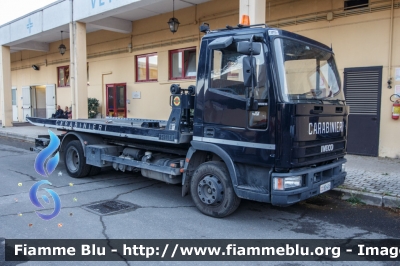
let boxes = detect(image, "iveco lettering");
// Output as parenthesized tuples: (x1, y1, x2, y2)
(28, 23, 348, 218)
(321, 144, 335, 153)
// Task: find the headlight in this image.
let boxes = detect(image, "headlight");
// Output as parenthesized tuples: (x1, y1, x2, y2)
(341, 163, 346, 172)
(273, 176, 302, 190)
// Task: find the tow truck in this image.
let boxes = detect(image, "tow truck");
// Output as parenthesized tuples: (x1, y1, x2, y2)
(28, 23, 348, 217)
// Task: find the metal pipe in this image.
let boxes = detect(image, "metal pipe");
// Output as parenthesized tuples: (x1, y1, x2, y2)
(102, 72, 112, 118)
(387, 0, 394, 88)
(69, 0, 76, 117)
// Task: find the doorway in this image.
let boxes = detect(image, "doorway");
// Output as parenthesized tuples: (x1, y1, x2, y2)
(21, 85, 56, 120)
(31, 86, 46, 118)
(12, 87, 18, 121)
(106, 83, 127, 118)
(344, 66, 382, 157)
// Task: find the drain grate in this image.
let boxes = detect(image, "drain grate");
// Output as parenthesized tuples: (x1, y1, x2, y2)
(84, 200, 137, 215)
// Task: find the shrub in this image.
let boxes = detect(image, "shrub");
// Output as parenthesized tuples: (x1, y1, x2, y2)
(88, 98, 99, 118)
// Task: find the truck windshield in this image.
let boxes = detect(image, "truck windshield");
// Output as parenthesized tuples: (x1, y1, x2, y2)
(274, 38, 345, 103)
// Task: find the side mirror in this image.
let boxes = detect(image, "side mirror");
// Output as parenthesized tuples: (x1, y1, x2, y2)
(242, 56, 256, 88)
(237, 41, 261, 56)
(246, 97, 258, 111)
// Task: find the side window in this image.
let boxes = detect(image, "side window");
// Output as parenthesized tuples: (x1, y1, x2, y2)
(344, 0, 368, 10)
(136, 53, 158, 82)
(57, 65, 70, 87)
(211, 47, 246, 98)
(210, 43, 268, 100)
(170, 48, 196, 79)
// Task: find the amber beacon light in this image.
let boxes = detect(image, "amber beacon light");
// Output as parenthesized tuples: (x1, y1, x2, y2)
(241, 15, 250, 26)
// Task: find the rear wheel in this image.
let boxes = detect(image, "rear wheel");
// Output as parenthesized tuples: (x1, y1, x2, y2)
(190, 161, 241, 218)
(64, 140, 91, 178)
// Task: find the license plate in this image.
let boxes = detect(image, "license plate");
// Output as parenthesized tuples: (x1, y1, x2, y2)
(320, 182, 331, 193)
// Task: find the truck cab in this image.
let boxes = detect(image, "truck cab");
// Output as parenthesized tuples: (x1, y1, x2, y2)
(185, 25, 347, 214)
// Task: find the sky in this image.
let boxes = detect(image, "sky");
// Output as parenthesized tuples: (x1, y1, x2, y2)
(0, 0, 56, 26)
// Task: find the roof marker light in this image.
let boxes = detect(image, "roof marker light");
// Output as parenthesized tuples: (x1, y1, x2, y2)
(241, 15, 250, 26)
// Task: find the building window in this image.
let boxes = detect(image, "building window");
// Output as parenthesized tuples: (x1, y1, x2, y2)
(344, 0, 368, 10)
(170, 47, 196, 79)
(136, 53, 158, 82)
(57, 65, 70, 87)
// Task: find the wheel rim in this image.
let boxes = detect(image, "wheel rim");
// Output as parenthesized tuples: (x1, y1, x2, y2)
(66, 147, 80, 173)
(197, 175, 224, 205)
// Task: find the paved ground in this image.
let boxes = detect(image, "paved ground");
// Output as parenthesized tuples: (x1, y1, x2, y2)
(1, 124, 399, 209)
(0, 125, 59, 143)
(0, 139, 400, 266)
(345, 156, 400, 196)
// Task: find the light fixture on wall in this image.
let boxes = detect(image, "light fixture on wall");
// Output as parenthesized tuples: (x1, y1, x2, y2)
(58, 31, 67, 56)
(167, 0, 180, 34)
(31, 65, 40, 71)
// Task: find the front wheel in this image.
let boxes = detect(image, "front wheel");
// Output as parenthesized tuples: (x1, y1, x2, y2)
(190, 161, 241, 218)
(64, 140, 91, 178)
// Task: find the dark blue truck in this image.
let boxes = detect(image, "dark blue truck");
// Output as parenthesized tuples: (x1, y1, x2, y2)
(29, 24, 348, 217)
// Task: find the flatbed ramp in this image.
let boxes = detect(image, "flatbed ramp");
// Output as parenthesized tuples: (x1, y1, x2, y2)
(26, 117, 192, 144)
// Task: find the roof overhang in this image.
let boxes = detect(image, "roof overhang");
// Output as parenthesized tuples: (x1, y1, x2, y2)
(0, 0, 211, 52)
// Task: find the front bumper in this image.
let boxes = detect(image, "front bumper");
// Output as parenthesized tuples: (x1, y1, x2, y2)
(271, 159, 346, 207)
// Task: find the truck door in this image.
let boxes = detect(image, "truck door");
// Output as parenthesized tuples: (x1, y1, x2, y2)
(202, 38, 275, 166)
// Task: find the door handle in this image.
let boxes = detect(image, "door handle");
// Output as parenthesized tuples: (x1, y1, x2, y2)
(204, 128, 215, 137)
(372, 117, 377, 121)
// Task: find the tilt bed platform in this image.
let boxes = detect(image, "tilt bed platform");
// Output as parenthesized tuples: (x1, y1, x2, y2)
(26, 86, 196, 146)
(26, 116, 193, 145)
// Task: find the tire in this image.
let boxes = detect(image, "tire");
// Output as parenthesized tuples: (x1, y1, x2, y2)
(88, 166, 102, 176)
(64, 140, 91, 178)
(190, 161, 241, 218)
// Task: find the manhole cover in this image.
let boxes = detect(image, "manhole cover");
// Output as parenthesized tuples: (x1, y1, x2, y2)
(83, 200, 137, 215)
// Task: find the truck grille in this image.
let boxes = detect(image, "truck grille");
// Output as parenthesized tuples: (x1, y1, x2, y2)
(292, 137, 346, 166)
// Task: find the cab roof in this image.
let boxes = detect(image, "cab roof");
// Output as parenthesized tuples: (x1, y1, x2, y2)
(202, 24, 332, 52)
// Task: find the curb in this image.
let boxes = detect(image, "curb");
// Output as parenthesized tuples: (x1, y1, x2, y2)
(330, 188, 400, 209)
(0, 131, 36, 143)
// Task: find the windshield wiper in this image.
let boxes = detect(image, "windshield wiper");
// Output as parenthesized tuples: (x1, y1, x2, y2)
(309, 97, 324, 104)
(319, 98, 346, 104)
(289, 96, 324, 104)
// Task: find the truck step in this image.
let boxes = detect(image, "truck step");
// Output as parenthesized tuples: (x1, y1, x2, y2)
(237, 185, 269, 194)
